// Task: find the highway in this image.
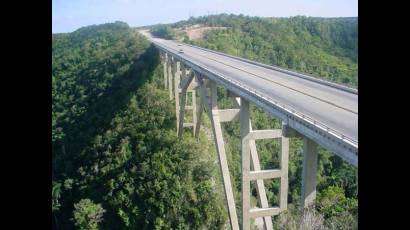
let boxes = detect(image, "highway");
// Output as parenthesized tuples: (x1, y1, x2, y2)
(151, 37, 358, 144)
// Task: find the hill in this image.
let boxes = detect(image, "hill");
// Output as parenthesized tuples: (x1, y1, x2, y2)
(52, 21, 226, 229)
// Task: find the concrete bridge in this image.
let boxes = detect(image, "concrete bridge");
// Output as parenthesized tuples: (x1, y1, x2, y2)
(144, 33, 358, 230)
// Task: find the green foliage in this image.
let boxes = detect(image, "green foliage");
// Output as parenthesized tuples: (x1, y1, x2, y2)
(72, 199, 106, 230)
(317, 186, 358, 219)
(150, 25, 176, 39)
(52, 181, 62, 212)
(53, 22, 226, 229)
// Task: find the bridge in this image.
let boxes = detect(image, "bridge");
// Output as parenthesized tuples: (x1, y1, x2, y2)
(142, 31, 358, 230)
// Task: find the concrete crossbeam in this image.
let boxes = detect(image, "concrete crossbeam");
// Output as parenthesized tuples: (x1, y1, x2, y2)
(218, 109, 240, 122)
(188, 80, 199, 90)
(245, 129, 283, 140)
(183, 123, 194, 127)
(249, 207, 281, 218)
(249, 169, 282, 180)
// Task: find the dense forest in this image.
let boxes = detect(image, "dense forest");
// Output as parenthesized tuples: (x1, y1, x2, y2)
(52, 22, 226, 229)
(53, 15, 357, 230)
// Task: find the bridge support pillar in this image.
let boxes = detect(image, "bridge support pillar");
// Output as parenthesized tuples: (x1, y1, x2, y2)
(176, 66, 191, 136)
(240, 99, 252, 230)
(162, 52, 168, 89)
(196, 75, 240, 230)
(174, 61, 181, 134)
(239, 98, 289, 230)
(176, 67, 200, 137)
(189, 89, 197, 136)
(168, 56, 174, 100)
(301, 137, 318, 209)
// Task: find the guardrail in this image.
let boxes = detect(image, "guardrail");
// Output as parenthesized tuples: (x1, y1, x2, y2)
(153, 41, 358, 150)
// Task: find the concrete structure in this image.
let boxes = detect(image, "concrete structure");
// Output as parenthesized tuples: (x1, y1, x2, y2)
(156, 35, 358, 230)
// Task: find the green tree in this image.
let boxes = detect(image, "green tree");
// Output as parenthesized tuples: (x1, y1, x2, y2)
(72, 199, 106, 230)
(317, 186, 357, 219)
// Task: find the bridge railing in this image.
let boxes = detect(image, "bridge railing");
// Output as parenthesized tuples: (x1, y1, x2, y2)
(219, 70, 358, 149)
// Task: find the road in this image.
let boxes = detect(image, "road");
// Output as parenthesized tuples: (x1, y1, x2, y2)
(149, 37, 358, 143)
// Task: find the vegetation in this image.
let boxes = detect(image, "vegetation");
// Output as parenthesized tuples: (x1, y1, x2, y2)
(150, 25, 176, 40)
(72, 199, 106, 230)
(53, 14, 358, 229)
(52, 22, 226, 229)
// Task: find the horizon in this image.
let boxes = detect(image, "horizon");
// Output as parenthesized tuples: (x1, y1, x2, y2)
(52, 14, 358, 34)
(52, 0, 358, 33)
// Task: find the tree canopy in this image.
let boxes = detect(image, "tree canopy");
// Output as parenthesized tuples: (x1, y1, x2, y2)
(52, 22, 226, 229)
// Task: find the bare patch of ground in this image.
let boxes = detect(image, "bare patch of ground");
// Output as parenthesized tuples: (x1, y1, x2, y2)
(176, 24, 227, 40)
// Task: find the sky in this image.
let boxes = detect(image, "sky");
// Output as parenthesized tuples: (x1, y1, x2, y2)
(52, 0, 358, 33)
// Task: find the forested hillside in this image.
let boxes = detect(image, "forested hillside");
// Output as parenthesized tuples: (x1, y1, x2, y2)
(52, 22, 226, 229)
(154, 14, 357, 88)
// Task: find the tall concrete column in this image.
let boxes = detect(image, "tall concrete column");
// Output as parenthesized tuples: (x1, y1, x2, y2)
(240, 98, 251, 230)
(280, 122, 289, 211)
(194, 97, 203, 138)
(174, 61, 181, 134)
(170, 58, 177, 100)
(301, 137, 318, 209)
(163, 53, 168, 89)
(192, 89, 197, 136)
(196, 78, 239, 230)
(168, 56, 173, 100)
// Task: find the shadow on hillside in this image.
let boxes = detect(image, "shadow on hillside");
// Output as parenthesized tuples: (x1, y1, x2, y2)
(62, 44, 160, 171)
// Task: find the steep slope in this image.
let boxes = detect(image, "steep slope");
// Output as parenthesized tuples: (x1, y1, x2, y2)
(52, 22, 226, 229)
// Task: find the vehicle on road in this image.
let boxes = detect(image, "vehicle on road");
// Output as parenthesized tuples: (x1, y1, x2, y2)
(179, 49, 184, 53)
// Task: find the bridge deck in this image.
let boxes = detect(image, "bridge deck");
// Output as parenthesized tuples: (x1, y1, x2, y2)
(154, 38, 358, 143)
